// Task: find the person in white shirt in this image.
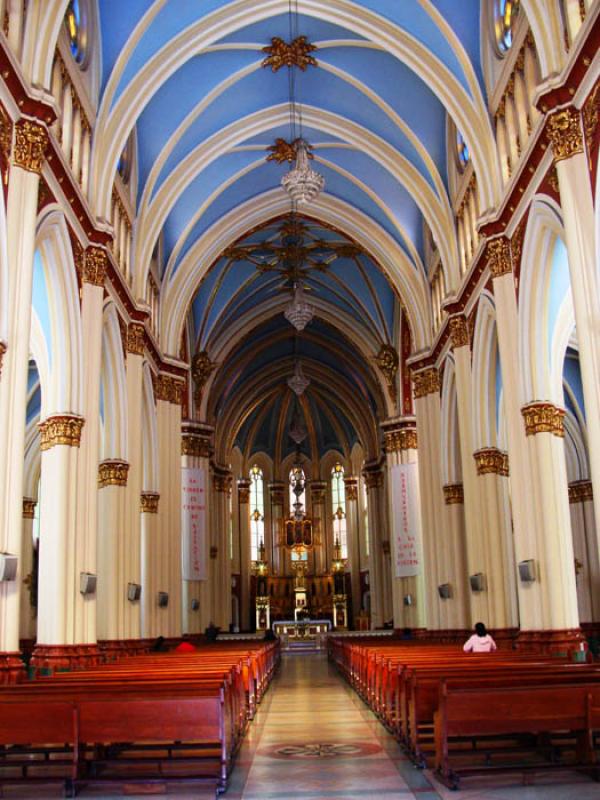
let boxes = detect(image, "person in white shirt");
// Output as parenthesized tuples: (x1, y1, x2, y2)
(463, 622, 497, 653)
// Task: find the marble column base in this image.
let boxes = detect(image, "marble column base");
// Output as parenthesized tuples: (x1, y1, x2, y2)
(516, 627, 587, 656)
(0, 652, 26, 684)
(30, 643, 101, 673)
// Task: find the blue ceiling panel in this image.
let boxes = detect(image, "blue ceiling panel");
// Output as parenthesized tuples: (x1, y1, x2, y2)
(218, 12, 367, 45)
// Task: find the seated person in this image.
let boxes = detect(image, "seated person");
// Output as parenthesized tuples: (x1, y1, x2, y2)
(463, 622, 497, 653)
(174, 635, 196, 653)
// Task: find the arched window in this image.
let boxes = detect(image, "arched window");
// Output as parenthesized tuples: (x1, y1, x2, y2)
(331, 463, 347, 558)
(456, 129, 470, 172)
(493, 0, 520, 55)
(117, 136, 133, 185)
(65, 0, 90, 67)
(249, 465, 264, 562)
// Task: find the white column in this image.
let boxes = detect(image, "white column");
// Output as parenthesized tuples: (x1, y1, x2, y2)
(268, 482, 285, 576)
(441, 484, 470, 628)
(140, 492, 160, 637)
(310, 482, 327, 576)
(363, 462, 388, 628)
(211, 465, 232, 631)
(19, 498, 36, 642)
(0, 121, 48, 680)
(237, 478, 252, 632)
(569, 481, 599, 624)
(343, 476, 361, 628)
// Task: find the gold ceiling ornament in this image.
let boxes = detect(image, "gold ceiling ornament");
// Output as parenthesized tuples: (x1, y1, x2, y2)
(521, 401, 565, 437)
(153, 373, 184, 405)
(0, 104, 13, 185)
(448, 316, 470, 349)
(546, 107, 584, 163)
(22, 497, 37, 519)
(375, 344, 399, 402)
(140, 492, 160, 514)
(0, 340, 6, 377)
(13, 119, 49, 174)
(583, 83, 599, 169)
(261, 36, 318, 72)
(568, 480, 593, 504)
(82, 246, 108, 287)
(192, 350, 216, 405)
(473, 447, 509, 477)
(266, 137, 315, 164)
(344, 477, 359, 501)
(487, 237, 512, 278)
(443, 484, 464, 505)
(98, 459, 130, 488)
(127, 322, 145, 356)
(181, 432, 211, 459)
(412, 367, 440, 399)
(383, 427, 418, 453)
(39, 414, 85, 451)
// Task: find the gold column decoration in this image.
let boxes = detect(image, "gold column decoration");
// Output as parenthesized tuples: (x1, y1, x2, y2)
(82, 246, 108, 287)
(473, 448, 509, 477)
(583, 84, 599, 168)
(363, 468, 384, 490)
(213, 470, 232, 494)
(191, 351, 215, 405)
(13, 119, 49, 174)
(126, 323, 145, 356)
(153, 374, 184, 405)
(521, 402, 565, 437)
(443, 483, 464, 505)
(568, 480, 593, 504)
(0, 340, 6, 377)
(546, 107, 584, 163)
(383, 427, 418, 452)
(238, 479, 251, 504)
(0, 104, 13, 184)
(98, 459, 130, 488)
(412, 367, 440, 399)
(487, 237, 513, 278)
(375, 344, 399, 402)
(140, 492, 160, 513)
(181, 432, 211, 458)
(310, 481, 326, 502)
(39, 414, 85, 451)
(261, 36, 318, 72)
(269, 482, 285, 505)
(448, 315, 470, 349)
(344, 477, 358, 501)
(22, 498, 36, 519)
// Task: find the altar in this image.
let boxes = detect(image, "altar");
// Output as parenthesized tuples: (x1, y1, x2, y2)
(273, 619, 331, 651)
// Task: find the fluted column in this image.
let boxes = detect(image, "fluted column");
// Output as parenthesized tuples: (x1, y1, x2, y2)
(442, 484, 470, 627)
(33, 414, 87, 671)
(212, 466, 232, 631)
(310, 481, 327, 576)
(412, 368, 446, 629)
(343, 476, 360, 627)
(547, 109, 600, 567)
(269, 482, 285, 576)
(140, 492, 160, 637)
(237, 478, 252, 632)
(181, 424, 212, 634)
(569, 481, 600, 623)
(382, 421, 425, 630)
(0, 120, 48, 679)
(363, 462, 389, 628)
(19, 498, 36, 642)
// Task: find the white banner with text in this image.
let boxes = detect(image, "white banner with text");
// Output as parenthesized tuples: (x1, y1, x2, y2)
(390, 463, 421, 578)
(182, 467, 207, 580)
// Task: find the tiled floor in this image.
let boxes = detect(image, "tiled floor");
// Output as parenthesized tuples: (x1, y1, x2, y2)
(2, 654, 599, 799)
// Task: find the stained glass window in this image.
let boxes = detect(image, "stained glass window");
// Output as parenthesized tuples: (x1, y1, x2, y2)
(331, 463, 347, 558)
(65, 0, 88, 66)
(456, 130, 470, 171)
(494, 0, 520, 55)
(249, 465, 264, 562)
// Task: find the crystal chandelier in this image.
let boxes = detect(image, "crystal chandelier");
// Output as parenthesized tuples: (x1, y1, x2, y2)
(289, 406, 308, 444)
(282, 139, 324, 204)
(288, 361, 310, 396)
(284, 282, 313, 331)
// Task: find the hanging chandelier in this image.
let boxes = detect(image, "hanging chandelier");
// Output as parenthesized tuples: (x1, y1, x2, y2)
(282, 139, 324, 204)
(284, 282, 313, 331)
(288, 360, 310, 396)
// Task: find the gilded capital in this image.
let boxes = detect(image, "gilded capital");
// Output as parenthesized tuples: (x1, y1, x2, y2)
(487, 237, 512, 278)
(181, 432, 211, 459)
(22, 497, 36, 519)
(443, 483, 464, 505)
(39, 414, 84, 450)
(412, 367, 440, 399)
(153, 374, 184, 405)
(127, 323, 145, 356)
(547, 108, 584, 163)
(568, 480, 593, 504)
(363, 469, 384, 490)
(269, 482, 285, 505)
(474, 448, 509, 477)
(238, 479, 251, 503)
(140, 492, 160, 513)
(310, 481, 327, 502)
(448, 316, 469, 349)
(384, 427, 418, 452)
(521, 402, 565, 437)
(344, 477, 358, 501)
(98, 459, 130, 488)
(191, 350, 215, 404)
(0, 340, 6, 376)
(82, 246, 108, 286)
(13, 120, 49, 174)
(375, 344, 399, 401)
(213, 471, 232, 494)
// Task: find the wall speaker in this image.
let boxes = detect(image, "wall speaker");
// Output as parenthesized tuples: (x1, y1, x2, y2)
(158, 591, 169, 608)
(403, 594, 413, 606)
(518, 559, 536, 583)
(438, 583, 451, 600)
(127, 582, 141, 602)
(469, 573, 484, 592)
(80, 572, 97, 595)
(191, 598, 199, 611)
(0, 553, 18, 582)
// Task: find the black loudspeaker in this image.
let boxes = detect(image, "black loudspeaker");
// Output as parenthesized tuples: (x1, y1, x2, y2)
(403, 594, 413, 606)
(127, 582, 141, 601)
(438, 583, 451, 600)
(80, 572, 97, 595)
(469, 573, 484, 592)
(158, 591, 169, 608)
(518, 559, 536, 583)
(190, 598, 200, 611)
(0, 553, 18, 582)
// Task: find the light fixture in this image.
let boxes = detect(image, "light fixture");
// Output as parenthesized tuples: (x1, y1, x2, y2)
(288, 360, 310, 396)
(284, 282, 313, 331)
(289, 404, 308, 443)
